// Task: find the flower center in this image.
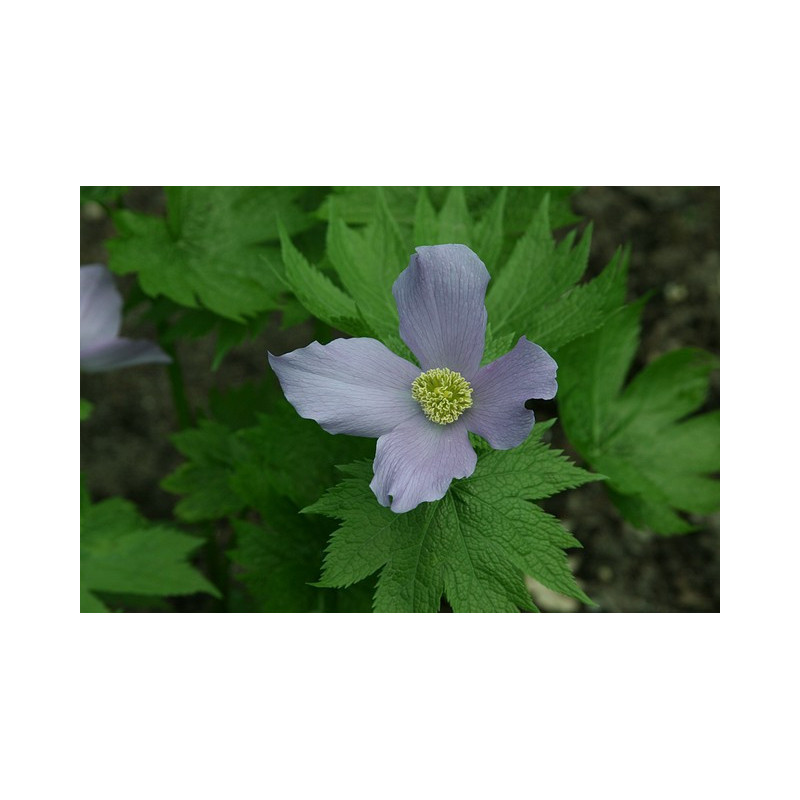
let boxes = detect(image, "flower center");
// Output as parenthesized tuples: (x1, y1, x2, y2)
(411, 368, 473, 425)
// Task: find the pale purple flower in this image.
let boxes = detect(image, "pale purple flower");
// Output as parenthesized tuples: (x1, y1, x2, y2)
(269, 244, 557, 513)
(81, 264, 171, 372)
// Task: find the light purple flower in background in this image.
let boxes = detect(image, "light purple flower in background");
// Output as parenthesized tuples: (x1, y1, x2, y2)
(81, 264, 171, 372)
(269, 244, 557, 513)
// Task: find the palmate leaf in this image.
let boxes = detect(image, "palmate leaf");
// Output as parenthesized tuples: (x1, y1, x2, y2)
(160, 420, 249, 523)
(326, 191, 407, 340)
(281, 186, 509, 347)
(477, 186, 580, 234)
(485, 196, 629, 352)
(412, 187, 508, 269)
(306, 422, 600, 612)
(557, 303, 719, 534)
(107, 187, 313, 322)
(318, 186, 579, 238)
(80, 496, 219, 612)
(316, 186, 422, 228)
(406, 189, 626, 353)
(316, 190, 622, 357)
(282, 188, 599, 360)
(232, 406, 372, 511)
(278, 223, 374, 338)
(162, 396, 372, 522)
(229, 502, 373, 613)
(161, 390, 375, 612)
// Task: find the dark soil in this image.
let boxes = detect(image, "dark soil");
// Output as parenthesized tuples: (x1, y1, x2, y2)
(80, 187, 720, 613)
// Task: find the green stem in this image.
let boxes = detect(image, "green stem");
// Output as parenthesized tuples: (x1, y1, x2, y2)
(157, 323, 194, 429)
(167, 349, 194, 429)
(204, 531, 229, 612)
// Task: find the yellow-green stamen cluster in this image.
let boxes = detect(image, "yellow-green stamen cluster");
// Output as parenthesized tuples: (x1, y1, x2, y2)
(411, 368, 473, 425)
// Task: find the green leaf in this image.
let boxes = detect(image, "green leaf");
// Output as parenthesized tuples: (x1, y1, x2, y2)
(486, 195, 556, 324)
(529, 244, 630, 352)
(320, 188, 587, 353)
(211, 312, 272, 371)
(462, 187, 580, 235)
(320, 187, 579, 235)
(471, 188, 507, 268)
(161, 420, 249, 523)
(80, 496, 219, 611)
(307, 425, 599, 612)
(230, 505, 373, 613)
(410, 187, 506, 268)
(607, 489, 697, 536)
(436, 186, 473, 243)
(144, 297, 274, 372)
(556, 301, 644, 455)
(326, 191, 407, 339)
(80, 585, 109, 612)
(81, 186, 129, 206)
(231, 513, 327, 612)
(484, 194, 626, 352)
(163, 397, 372, 522)
(232, 405, 372, 512)
(80, 398, 93, 421)
(107, 187, 313, 321)
(557, 303, 719, 534)
(481, 324, 518, 366)
(207, 379, 274, 431)
(278, 224, 368, 335)
(317, 186, 420, 228)
(413, 187, 439, 245)
(609, 349, 719, 436)
(480, 192, 629, 351)
(499, 186, 580, 233)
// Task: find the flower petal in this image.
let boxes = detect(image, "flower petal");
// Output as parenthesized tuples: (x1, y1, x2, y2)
(463, 336, 557, 450)
(81, 265, 122, 349)
(392, 244, 489, 379)
(81, 338, 172, 372)
(268, 337, 422, 437)
(370, 417, 477, 513)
